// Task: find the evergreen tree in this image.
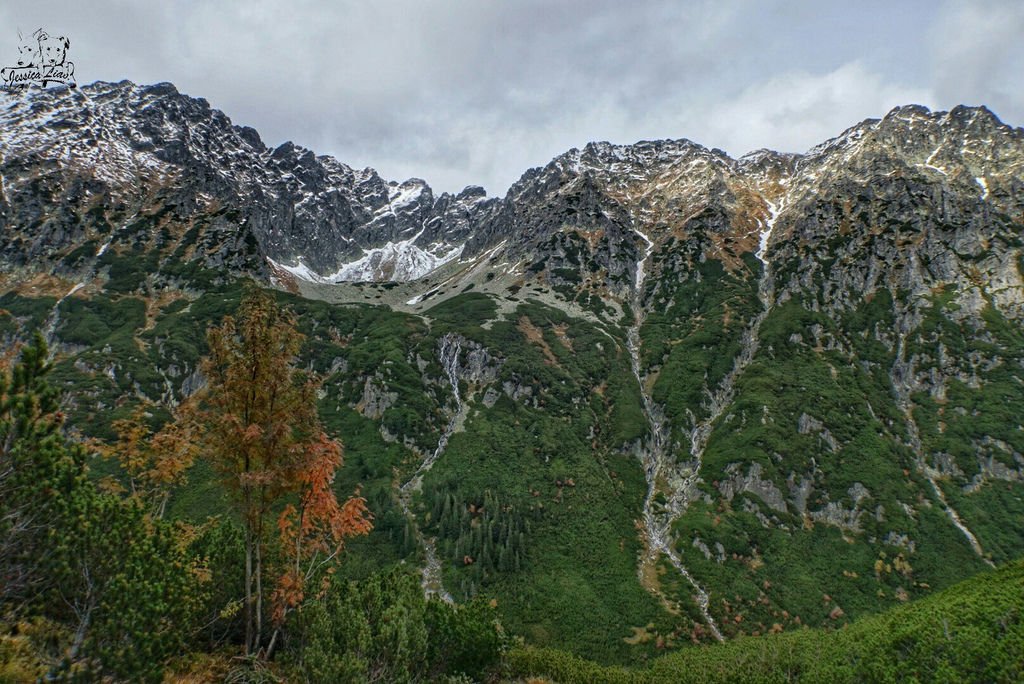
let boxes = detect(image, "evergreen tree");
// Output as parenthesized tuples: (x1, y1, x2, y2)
(296, 568, 503, 682)
(0, 335, 200, 681)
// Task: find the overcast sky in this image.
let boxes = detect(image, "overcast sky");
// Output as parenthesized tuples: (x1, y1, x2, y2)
(3, 1, 1022, 195)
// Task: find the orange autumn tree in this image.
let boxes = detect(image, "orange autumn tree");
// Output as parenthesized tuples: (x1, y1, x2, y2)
(199, 287, 371, 656)
(101, 400, 198, 518)
(268, 433, 373, 654)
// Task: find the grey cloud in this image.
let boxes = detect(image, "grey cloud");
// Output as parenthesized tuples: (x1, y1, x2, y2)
(929, 0, 1024, 119)
(0, 1, 1020, 195)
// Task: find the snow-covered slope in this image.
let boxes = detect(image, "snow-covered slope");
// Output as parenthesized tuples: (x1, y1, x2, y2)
(270, 231, 464, 283)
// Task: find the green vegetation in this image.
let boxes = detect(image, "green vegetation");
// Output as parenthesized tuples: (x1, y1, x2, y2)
(666, 287, 990, 636)
(0, 336, 201, 682)
(905, 289, 1024, 563)
(0, 316, 502, 682)
(509, 559, 1024, 682)
(645, 252, 761, 444)
(292, 568, 504, 682)
(2, 257, 1022, 673)
(0, 292, 56, 340)
(424, 488, 532, 588)
(418, 295, 667, 663)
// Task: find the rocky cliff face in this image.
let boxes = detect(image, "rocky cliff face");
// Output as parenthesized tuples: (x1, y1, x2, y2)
(464, 104, 1024, 322)
(0, 81, 498, 282)
(5, 83, 1020, 301)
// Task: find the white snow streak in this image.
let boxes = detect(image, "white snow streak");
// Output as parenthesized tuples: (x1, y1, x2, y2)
(632, 227, 654, 291)
(976, 176, 989, 200)
(918, 146, 947, 176)
(755, 199, 783, 264)
(270, 233, 464, 284)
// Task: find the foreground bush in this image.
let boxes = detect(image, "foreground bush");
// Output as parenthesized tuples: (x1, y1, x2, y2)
(290, 568, 505, 682)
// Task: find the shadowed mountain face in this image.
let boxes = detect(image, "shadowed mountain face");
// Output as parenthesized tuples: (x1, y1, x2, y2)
(2, 81, 1023, 661)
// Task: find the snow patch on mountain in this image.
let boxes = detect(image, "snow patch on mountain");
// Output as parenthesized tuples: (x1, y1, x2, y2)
(330, 232, 463, 282)
(267, 257, 327, 283)
(270, 230, 464, 283)
(756, 199, 784, 264)
(388, 182, 427, 212)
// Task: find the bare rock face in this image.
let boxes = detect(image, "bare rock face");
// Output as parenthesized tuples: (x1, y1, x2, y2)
(357, 375, 397, 420)
(459, 339, 502, 386)
(3, 84, 1022, 315)
(798, 413, 841, 453)
(718, 462, 788, 514)
(0, 81, 498, 283)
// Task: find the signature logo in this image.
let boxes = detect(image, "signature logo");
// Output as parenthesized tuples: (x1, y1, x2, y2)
(1, 29, 76, 91)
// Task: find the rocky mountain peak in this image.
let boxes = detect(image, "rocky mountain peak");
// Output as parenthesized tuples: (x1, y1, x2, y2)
(1, 85, 1022, 298)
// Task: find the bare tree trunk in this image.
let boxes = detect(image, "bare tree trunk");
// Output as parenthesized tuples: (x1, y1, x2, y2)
(68, 603, 93, 662)
(156, 490, 169, 520)
(255, 537, 264, 651)
(266, 628, 280, 660)
(244, 508, 254, 655)
(66, 566, 96, 663)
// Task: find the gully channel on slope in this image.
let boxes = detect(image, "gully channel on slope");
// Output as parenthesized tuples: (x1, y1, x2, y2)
(397, 333, 465, 602)
(627, 197, 789, 641)
(892, 335, 994, 567)
(42, 215, 137, 355)
(627, 224, 723, 641)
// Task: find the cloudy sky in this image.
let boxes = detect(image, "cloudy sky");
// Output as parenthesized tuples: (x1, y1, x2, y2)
(3, 1, 1022, 195)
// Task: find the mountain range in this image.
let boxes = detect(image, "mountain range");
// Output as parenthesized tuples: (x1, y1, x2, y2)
(1, 80, 1022, 662)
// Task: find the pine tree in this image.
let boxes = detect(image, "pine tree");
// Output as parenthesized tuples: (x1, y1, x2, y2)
(299, 568, 502, 682)
(0, 335, 200, 681)
(0, 333, 62, 607)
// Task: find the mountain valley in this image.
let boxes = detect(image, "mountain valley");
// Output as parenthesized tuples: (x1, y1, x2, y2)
(2, 81, 1023, 667)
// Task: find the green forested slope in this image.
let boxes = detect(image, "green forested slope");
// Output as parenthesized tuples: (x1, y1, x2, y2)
(509, 558, 1024, 683)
